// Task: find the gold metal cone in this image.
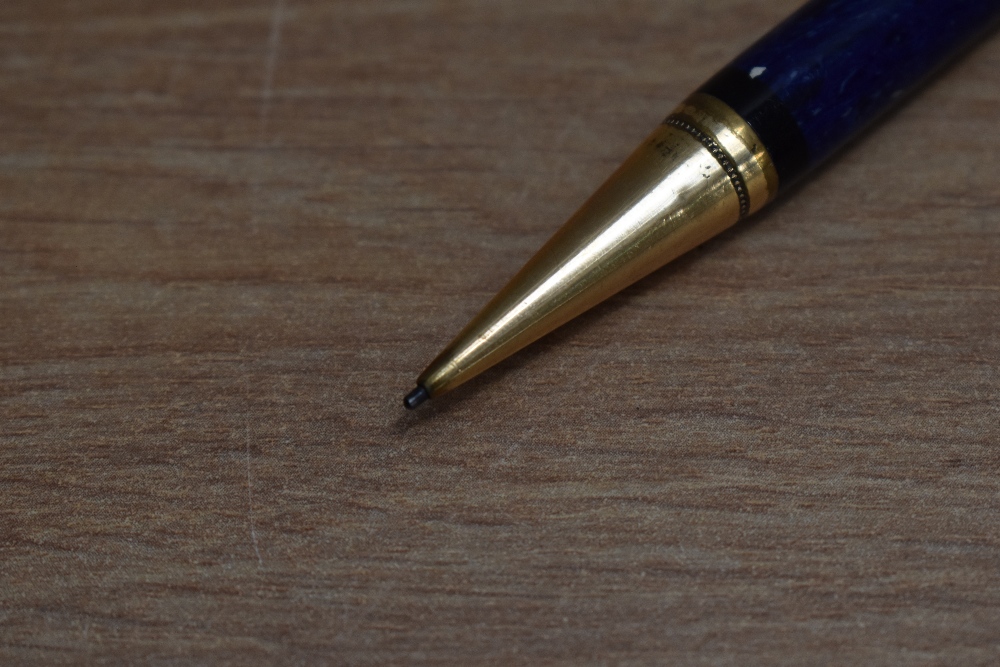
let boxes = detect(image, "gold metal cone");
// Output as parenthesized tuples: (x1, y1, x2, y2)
(416, 94, 778, 398)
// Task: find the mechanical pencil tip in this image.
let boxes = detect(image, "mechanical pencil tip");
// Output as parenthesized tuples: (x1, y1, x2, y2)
(403, 385, 429, 410)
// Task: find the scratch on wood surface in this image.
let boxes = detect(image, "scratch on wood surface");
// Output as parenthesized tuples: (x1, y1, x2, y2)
(239, 2, 287, 553)
(259, 0, 287, 140)
(246, 421, 264, 567)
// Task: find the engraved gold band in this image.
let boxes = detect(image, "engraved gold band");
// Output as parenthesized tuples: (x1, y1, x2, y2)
(667, 92, 780, 216)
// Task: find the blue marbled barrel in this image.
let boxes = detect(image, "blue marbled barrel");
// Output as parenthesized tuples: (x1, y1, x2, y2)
(699, 0, 1000, 186)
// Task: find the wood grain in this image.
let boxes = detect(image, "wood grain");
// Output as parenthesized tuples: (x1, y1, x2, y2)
(2, 1, 999, 663)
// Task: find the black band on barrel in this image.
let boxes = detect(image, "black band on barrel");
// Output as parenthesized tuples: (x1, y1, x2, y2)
(698, 66, 811, 187)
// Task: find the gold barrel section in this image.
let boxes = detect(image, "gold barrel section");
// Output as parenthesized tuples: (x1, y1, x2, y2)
(670, 92, 780, 215)
(416, 97, 779, 398)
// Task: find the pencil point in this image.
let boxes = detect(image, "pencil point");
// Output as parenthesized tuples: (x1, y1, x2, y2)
(403, 385, 430, 410)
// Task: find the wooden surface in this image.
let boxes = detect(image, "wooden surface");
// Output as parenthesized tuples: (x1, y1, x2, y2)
(3, 1, 1000, 663)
